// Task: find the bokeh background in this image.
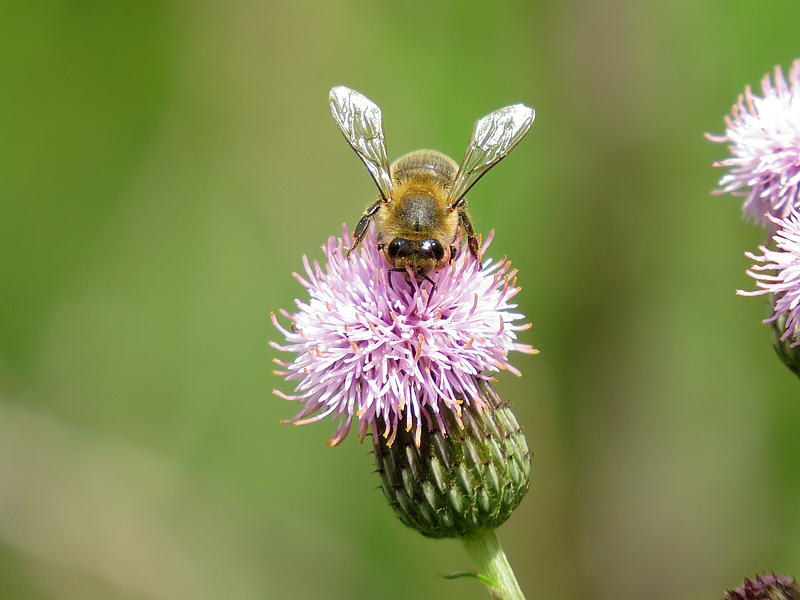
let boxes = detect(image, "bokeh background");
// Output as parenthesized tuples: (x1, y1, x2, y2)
(3, 1, 800, 599)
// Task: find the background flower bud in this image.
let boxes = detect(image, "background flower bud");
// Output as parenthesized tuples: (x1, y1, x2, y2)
(770, 300, 800, 379)
(723, 573, 800, 600)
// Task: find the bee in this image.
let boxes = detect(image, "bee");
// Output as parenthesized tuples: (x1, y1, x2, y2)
(329, 85, 534, 283)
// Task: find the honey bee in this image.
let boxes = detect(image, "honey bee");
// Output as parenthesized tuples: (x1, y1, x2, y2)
(329, 85, 534, 282)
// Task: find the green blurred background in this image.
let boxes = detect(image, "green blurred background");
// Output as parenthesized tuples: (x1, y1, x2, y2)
(2, 1, 800, 598)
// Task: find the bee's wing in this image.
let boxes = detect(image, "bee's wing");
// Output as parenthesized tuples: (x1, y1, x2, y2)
(329, 86, 394, 203)
(448, 103, 535, 209)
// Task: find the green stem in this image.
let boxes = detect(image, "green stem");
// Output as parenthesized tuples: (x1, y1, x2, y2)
(461, 529, 527, 600)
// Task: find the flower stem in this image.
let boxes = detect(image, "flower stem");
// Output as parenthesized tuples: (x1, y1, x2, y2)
(461, 529, 527, 600)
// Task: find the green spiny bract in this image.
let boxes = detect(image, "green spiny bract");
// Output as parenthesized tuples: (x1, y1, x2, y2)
(373, 378, 531, 538)
(771, 307, 800, 380)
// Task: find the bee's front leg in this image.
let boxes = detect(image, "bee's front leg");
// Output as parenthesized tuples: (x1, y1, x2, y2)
(457, 209, 481, 269)
(347, 199, 382, 259)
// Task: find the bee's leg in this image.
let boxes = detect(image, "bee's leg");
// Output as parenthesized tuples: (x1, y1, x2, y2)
(347, 199, 382, 259)
(419, 270, 436, 301)
(457, 209, 482, 269)
(449, 245, 458, 264)
(387, 268, 406, 291)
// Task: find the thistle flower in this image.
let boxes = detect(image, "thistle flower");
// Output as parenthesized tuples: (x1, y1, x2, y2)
(722, 573, 800, 600)
(738, 210, 800, 347)
(707, 59, 800, 226)
(271, 225, 537, 447)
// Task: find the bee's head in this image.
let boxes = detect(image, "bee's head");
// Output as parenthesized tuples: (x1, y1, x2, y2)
(385, 237, 446, 272)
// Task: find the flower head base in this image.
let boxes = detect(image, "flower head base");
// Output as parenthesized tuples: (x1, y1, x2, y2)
(707, 59, 800, 226)
(373, 377, 531, 538)
(722, 573, 800, 600)
(739, 210, 800, 347)
(271, 225, 537, 447)
(769, 298, 800, 379)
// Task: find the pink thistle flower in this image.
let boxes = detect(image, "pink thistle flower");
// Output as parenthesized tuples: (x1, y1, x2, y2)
(738, 210, 800, 345)
(707, 59, 800, 227)
(271, 225, 537, 447)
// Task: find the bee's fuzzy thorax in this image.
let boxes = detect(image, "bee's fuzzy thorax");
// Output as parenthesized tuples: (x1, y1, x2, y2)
(378, 174, 459, 243)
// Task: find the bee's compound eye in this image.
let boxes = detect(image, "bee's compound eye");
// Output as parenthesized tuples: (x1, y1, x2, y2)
(420, 239, 445, 262)
(387, 238, 414, 260)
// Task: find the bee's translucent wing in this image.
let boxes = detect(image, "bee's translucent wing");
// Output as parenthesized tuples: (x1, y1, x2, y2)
(329, 86, 393, 203)
(448, 103, 535, 209)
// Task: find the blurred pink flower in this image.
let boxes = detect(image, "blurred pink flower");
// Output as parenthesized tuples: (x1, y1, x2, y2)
(739, 210, 800, 345)
(271, 226, 537, 447)
(708, 60, 800, 227)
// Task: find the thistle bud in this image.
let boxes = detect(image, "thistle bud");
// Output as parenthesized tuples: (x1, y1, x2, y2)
(723, 573, 800, 600)
(373, 378, 531, 538)
(770, 298, 800, 378)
